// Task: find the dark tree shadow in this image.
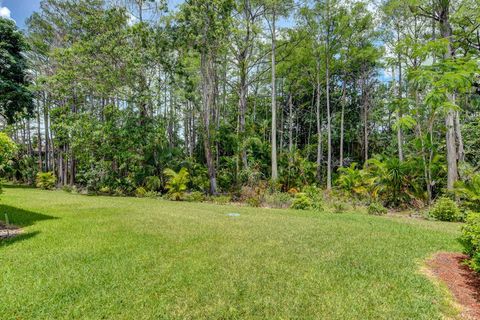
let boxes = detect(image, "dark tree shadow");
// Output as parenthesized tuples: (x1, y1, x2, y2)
(1, 184, 36, 190)
(0, 205, 57, 246)
(0, 231, 40, 247)
(0, 204, 57, 227)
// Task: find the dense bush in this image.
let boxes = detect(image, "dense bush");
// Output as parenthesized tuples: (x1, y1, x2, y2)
(35, 172, 56, 190)
(429, 197, 462, 222)
(303, 186, 324, 211)
(368, 202, 387, 216)
(210, 195, 231, 205)
(164, 168, 189, 201)
(455, 173, 480, 212)
(263, 192, 292, 209)
(459, 212, 480, 272)
(184, 191, 205, 202)
(145, 176, 162, 192)
(332, 202, 348, 213)
(135, 187, 147, 198)
(291, 193, 312, 210)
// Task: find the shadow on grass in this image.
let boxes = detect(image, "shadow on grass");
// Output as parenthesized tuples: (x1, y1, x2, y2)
(0, 205, 57, 246)
(0, 231, 40, 247)
(1, 183, 36, 189)
(0, 205, 57, 227)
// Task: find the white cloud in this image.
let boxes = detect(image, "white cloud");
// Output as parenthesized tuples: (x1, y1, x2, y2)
(0, 6, 11, 19)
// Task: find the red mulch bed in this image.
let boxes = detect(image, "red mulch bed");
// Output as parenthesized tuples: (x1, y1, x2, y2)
(427, 252, 480, 319)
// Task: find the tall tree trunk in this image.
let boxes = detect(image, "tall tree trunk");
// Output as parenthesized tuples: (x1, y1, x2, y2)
(454, 109, 464, 164)
(201, 53, 218, 195)
(270, 7, 278, 181)
(397, 32, 404, 162)
(325, 52, 332, 190)
(438, 3, 458, 191)
(288, 93, 293, 154)
(339, 78, 346, 168)
(36, 98, 43, 172)
(316, 63, 323, 182)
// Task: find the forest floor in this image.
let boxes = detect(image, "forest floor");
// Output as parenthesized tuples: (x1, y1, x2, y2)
(0, 186, 464, 319)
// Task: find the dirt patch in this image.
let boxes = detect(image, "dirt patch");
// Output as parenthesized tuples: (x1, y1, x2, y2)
(0, 222, 21, 239)
(427, 252, 480, 319)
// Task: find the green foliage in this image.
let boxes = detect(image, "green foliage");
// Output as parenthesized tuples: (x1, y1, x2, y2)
(337, 163, 376, 200)
(459, 212, 480, 272)
(263, 192, 292, 209)
(0, 18, 34, 123)
(0, 132, 16, 166)
(291, 193, 313, 210)
(455, 173, 480, 212)
(303, 185, 324, 211)
(368, 202, 387, 216)
(35, 172, 56, 190)
(145, 176, 162, 192)
(99, 186, 111, 195)
(210, 195, 231, 205)
(135, 187, 147, 198)
(184, 191, 205, 203)
(163, 168, 189, 201)
(332, 202, 348, 213)
(429, 197, 462, 222)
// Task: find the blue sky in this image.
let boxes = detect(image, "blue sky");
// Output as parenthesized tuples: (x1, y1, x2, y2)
(1, 0, 40, 28)
(0, 0, 183, 29)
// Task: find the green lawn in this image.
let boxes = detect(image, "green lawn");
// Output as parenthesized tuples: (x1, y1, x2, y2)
(0, 187, 462, 319)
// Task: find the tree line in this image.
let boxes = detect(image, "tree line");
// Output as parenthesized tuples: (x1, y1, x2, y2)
(1, 0, 479, 208)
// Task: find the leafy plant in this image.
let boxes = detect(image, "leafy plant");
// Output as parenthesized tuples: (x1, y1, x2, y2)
(368, 202, 387, 216)
(163, 168, 189, 201)
(291, 193, 312, 210)
(35, 172, 56, 190)
(459, 212, 480, 272)
(135, 187, 147, 198)
(303, 185, 324, 211)
(263, 192, 292, 209)
(337, 163, 376, 200)
(455, 173, 480, 212)
(145, 176, 162, 192)
(184, 191, 205, 202)
(429, 197, 462, 222)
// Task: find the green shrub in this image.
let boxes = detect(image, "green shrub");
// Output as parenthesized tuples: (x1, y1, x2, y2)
(368, 202, 387, 216)
(184, 191, 205, 202)
(240, 185, 263, 207)
(459, 212, 480, 272)
(211, 195, 231, 205)
(291, 193, 312, 210)
(263, 192, 292, 209)
(35, 172, 56, 190)
(455, 173, 480, 212)
(114, 187, 125, 197)
(164, 168, 189, 201)
(99, 186, 111, 195)
(429, 197, 461, 222)
(62, 185, 73, 193)
(135, 187, 147, 198)
(333, 202, 348, 213)
(144, 191, 159, 198)
(303, 186, 324, 211)
(145, 176, 162, 192)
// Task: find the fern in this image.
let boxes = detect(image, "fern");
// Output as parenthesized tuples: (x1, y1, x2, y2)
(163, 168, 189, 201)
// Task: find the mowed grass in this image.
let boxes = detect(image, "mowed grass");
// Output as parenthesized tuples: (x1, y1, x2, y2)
(0, 187, 462, 319)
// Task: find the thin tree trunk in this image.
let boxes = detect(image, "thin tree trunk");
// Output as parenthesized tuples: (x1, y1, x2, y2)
(316, 62, 322, 182)
(340, 78, 346, 167)
(270, 7, 278, 181)
(201, 53, 218, 195)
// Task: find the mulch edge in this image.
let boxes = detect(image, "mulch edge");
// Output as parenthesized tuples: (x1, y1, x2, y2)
(423, 252, 480, 320)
